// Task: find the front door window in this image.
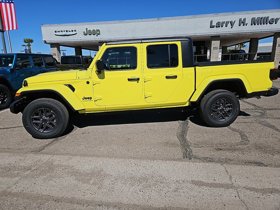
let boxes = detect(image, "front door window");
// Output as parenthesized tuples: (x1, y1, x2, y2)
(101, 47, 137, 71)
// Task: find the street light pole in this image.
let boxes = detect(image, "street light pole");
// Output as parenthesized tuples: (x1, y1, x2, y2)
(6, 30, 12, 53)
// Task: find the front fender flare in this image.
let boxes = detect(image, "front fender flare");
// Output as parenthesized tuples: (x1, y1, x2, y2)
(18, 84, 85, 111)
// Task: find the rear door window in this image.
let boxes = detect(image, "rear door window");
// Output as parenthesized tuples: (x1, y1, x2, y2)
(16, 55, 32, 69)
(32, 56, 44, 67)
(147, 44, 178, 69)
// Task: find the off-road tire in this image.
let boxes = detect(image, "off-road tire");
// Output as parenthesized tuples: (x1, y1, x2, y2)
(22, 98, 69, 139)
(200, 89, 240, 127)
(0, 84, 12, 109)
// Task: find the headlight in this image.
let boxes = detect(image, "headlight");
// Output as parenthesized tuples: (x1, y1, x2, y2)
(23, 80, 28, 87)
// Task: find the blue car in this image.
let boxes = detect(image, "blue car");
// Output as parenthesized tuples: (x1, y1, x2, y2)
(0, 53, 57, 109)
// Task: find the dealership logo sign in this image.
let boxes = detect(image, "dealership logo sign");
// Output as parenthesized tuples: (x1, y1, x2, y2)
(54, 29, 77, 36)
(83, 28, 101, 36)
(210, 16, 280, 29)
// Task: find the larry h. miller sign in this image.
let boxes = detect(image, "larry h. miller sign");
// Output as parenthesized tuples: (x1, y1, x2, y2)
(210, 16, 280, 29)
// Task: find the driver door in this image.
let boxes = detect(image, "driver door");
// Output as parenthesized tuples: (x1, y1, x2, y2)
(11, 54, 33, 90)
(92, 44, 144, 110)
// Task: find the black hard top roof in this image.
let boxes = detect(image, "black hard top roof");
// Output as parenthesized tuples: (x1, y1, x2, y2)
(0, 53, 53, 56)
(107, 37, 192, 45)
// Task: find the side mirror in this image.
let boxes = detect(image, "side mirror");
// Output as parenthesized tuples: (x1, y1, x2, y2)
(96, 60, 105, 74)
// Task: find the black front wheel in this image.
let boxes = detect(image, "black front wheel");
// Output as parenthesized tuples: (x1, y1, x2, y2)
(200, 90, 240, 127)
(0, 84, 12, 109)
(22, 98, 69, 139)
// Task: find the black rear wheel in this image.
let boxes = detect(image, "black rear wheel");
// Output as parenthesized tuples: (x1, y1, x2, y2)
(22, 98, 69, 139)
(0, 84, 12, 109)
(200, 90, 240, 127)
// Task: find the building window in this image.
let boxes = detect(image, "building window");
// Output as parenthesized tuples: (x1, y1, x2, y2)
(147, 44, 178, 68)
(101, 47, 137, 70)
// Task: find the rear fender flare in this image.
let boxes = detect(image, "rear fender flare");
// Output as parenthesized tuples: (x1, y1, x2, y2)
(190, 76, 251, 102)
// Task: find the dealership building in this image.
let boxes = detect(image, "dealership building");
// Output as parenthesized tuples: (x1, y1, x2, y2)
(41, 9, 280, 67)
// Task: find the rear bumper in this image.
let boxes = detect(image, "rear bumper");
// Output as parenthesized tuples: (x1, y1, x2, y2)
(264, 87, 279, 97)
(10, 97, 27, 114)
(246, 87, 279, 98)
(270, 69, 280, 80)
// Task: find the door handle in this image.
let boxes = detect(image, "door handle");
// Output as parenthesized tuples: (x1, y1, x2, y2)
(145, 92, 152, 98)
(165, 75, 177, 79)
(144, 77, 152, 82)
(92, 81, 100, 86)
(128, 77, 140, 82)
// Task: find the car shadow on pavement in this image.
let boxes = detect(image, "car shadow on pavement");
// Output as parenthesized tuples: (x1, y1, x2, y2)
(65, 109, 252, 135)
(71, 108, 192, 128)
(188, 110, 251, 127)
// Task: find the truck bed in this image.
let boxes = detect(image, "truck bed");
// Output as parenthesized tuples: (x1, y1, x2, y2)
(196, 59, 273, 67)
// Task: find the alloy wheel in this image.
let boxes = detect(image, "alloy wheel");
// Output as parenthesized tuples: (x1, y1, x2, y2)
(0, 90, 8, 105)
(210, 97, 233, 121)
(31, 108, 57, 133)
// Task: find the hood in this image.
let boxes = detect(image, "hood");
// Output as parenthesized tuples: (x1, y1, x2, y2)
(26, 70, 79, 84)
(0, 66, 11, 74)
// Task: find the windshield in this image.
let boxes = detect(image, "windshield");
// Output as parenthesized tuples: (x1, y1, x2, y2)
(0, 55, 14, 67)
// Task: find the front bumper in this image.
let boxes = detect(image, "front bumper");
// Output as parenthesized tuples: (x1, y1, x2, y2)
(10, 97, 27, 114)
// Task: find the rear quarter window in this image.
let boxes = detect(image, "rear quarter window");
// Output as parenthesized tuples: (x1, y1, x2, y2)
(43, 56, 56, 67)
(61, 56, 82, 64)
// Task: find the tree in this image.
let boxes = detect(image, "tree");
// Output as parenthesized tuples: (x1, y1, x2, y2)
(23, 38, 33, 53)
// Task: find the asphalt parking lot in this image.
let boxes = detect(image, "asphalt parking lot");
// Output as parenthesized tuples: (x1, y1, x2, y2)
(0, 80, 280, 209)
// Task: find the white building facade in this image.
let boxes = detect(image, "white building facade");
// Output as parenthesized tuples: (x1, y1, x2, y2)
(41, 10, 280, 66)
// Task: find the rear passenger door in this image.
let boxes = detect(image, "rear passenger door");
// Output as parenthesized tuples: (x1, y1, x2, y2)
(143, 42, 185, 105)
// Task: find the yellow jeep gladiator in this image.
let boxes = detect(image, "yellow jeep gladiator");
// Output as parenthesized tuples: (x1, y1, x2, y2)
(10, 38, 280, 139)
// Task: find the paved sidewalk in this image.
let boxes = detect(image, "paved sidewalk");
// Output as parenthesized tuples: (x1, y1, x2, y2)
(0, 153, 279, 210)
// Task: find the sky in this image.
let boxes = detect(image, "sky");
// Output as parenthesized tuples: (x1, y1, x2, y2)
(4, 0, 280, 55)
